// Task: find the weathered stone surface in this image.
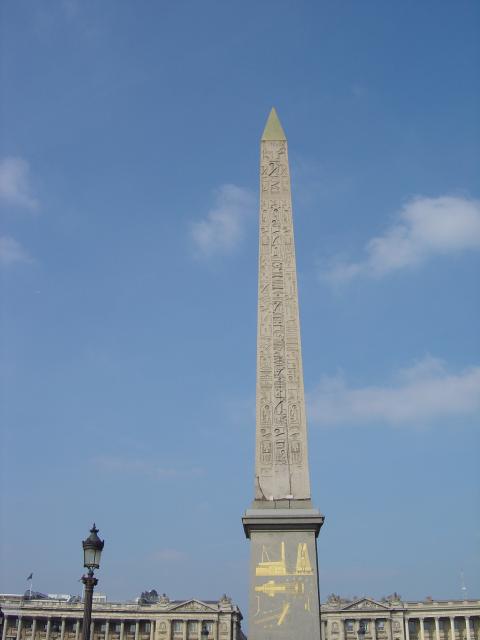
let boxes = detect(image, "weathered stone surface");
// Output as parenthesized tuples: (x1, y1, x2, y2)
(244, 109, 323, 640)
(255, 108, 311, 501)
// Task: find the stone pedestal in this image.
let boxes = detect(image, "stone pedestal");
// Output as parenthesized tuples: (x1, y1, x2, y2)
(243, 507, 324, 639)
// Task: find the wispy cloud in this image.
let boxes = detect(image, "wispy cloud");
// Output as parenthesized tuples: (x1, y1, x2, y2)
(351, 82, 369, 99)
(92, 454, 205, 479)
(0, 157, 39, 211)
(190, 184, 255, 258)
(0, 235, 32, 266)
(152, 548, 188, 563)
(308, 355, 480, 427)
(322, 195, 480, 284)
(61, 0, 80, 20)
(291, 156, 354, 208)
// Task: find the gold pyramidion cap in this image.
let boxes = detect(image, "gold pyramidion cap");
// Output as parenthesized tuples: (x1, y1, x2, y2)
(261, 107, 287, 141)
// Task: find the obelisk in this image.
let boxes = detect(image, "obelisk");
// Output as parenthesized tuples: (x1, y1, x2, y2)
(242, 109, 324, 638)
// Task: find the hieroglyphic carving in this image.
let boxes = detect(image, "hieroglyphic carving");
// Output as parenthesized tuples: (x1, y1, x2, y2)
(260, 441, 272, 464)
(290, 441, 302, 464)
(255, 124, 311, 500)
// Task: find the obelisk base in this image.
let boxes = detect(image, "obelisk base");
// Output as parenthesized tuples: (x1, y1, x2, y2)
(243, 507, 324, 639)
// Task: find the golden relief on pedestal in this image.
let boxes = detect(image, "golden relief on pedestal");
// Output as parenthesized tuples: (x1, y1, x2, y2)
(253, 539, 315, 629)
(253, 601, 291, 627)
(255, 541, 313, 577)
(295, 542, 313, 574)
(255, 580, 304, 597)
(255, 542, 287, 576)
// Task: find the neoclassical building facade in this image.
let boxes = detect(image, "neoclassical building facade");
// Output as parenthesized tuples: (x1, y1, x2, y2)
(1, 594, 478, 640)
(0, 595, 245, 640)
(321, 597, 480, 640)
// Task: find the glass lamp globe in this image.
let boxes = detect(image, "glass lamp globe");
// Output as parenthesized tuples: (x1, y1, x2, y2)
(82, 524, 104, 570)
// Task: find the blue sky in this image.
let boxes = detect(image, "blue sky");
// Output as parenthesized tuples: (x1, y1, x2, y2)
(1, 0, 479, 618)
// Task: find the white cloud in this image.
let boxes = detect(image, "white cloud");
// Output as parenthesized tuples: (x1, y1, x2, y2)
(323, 195, 480, 284)
(92, 454, 204, 478)
(0, 235, 32, 266)
(190, 184, 255, 257)
(308, 356, 480, 427)
(0, 157, 39, 211)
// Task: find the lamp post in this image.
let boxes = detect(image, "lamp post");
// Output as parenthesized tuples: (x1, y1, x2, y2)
(358, 620, 366, 640)
(81, 524, 104, 640)
(200, 622, 209, 639)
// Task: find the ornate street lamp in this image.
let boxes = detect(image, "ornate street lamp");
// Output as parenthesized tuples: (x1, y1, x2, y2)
(200, 622, 209, 639)
(81, 524, 104, 640)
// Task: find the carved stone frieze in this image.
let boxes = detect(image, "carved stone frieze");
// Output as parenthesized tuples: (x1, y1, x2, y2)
(169, 600, 215, 613)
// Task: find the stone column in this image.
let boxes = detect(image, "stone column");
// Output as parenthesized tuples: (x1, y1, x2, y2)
(46, 619, 52, 640)
(434, 618, 440, 640)
(1, 616, 8, 640)
(90, 620, 94, 640)
(182, 621, 187, 640)
(340, 619, 346, 640)
(420, 619, 425, 640)
(233, 615, 238, 640)
(165, 621, 171, 640)
(60, 620, 66, 640)
(134, 623, 139, 640)
(386, 619, 392, 640)
(465, 618, 471, 640)
(16, 617, 23, 640)
(450, 618, 455, 640)
(104, 622, 109, 640)
(75, 621, 80, 640)
(372, 620, 377, 640)
(149, 621, 154, 640)
(405, 619, 410, 640)
(31, 619, 37, 640)
(119, 623, 125, 640)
